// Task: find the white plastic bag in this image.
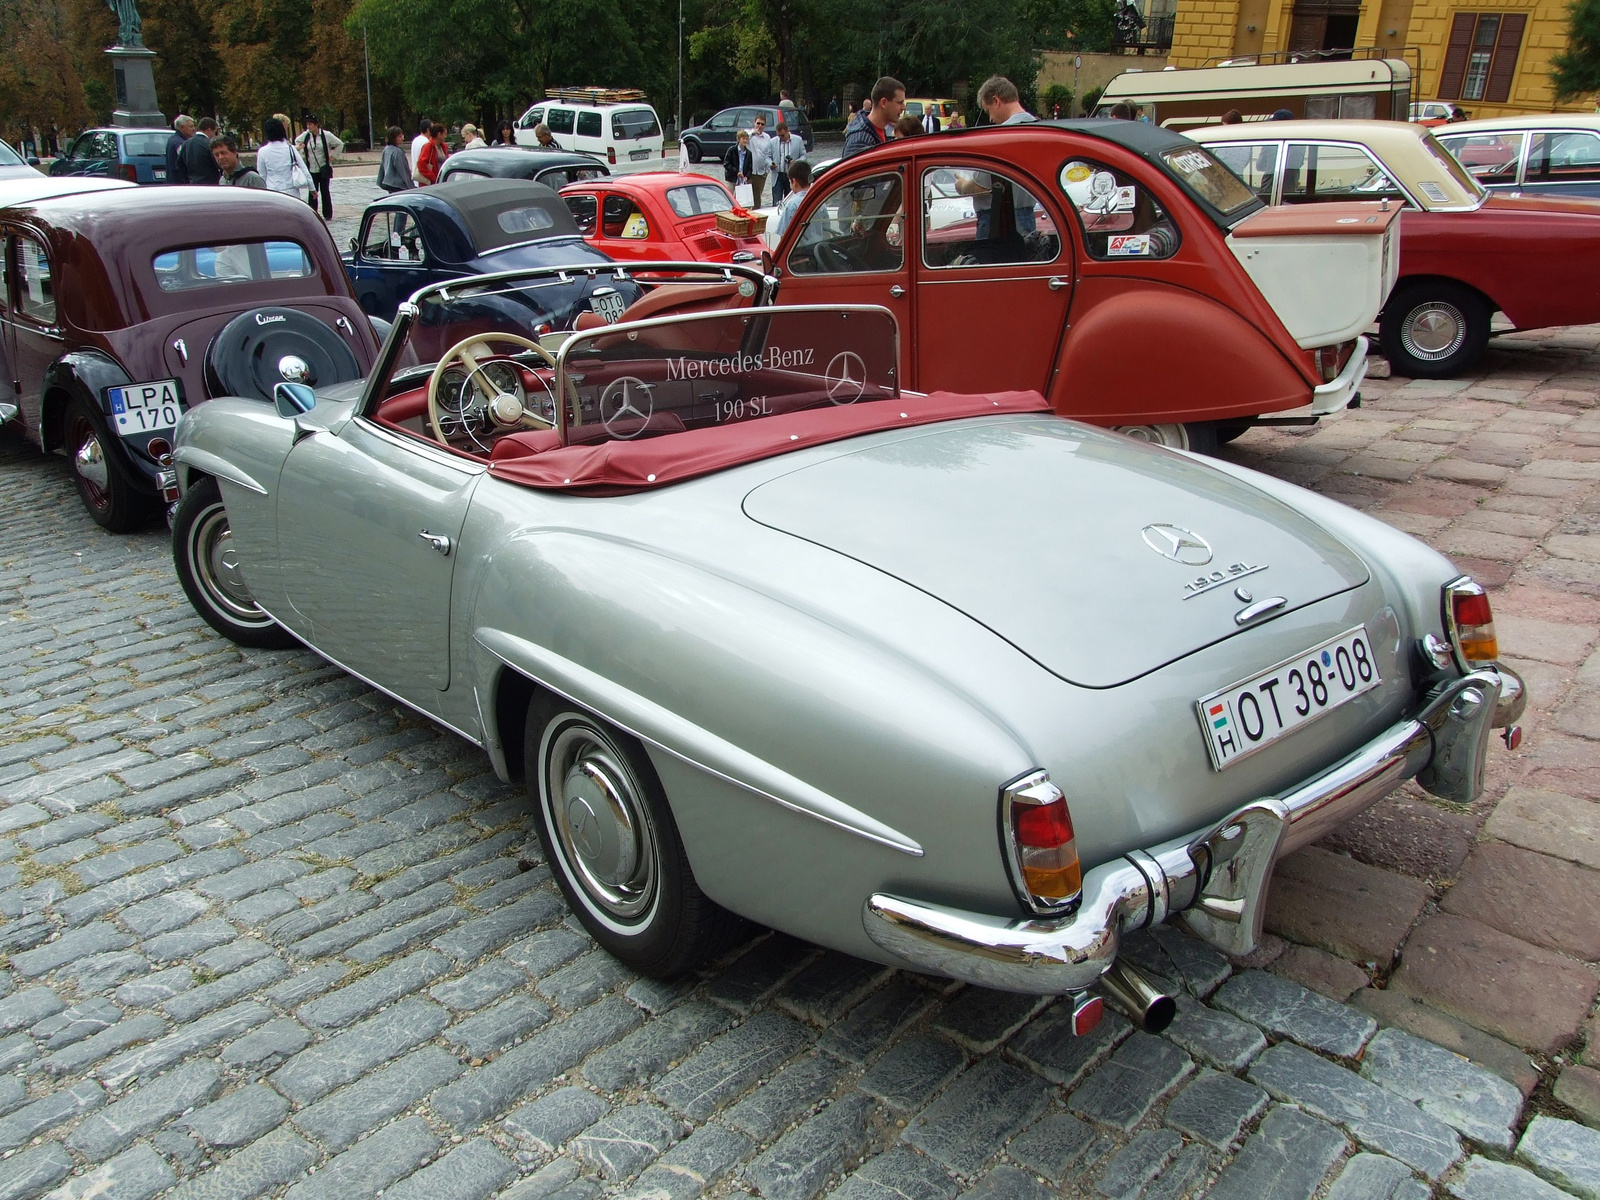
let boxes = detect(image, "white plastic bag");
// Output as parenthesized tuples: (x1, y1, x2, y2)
(289, 147, 313, 191)
(734, 182, 754, 208)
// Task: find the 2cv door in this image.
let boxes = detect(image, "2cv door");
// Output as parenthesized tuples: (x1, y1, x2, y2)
(908, 155, 1073, 395)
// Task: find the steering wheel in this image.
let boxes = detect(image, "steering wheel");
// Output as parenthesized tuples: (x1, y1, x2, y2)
(426, 332, 559, 453)
(814, 242, 853, 273)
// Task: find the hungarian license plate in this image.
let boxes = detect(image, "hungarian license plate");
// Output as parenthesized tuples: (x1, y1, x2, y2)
(152, 168, 166, 180)
(106, 380, 182, 436)
(630, 148, 651, 161)
(1196, 625, 1381, 770)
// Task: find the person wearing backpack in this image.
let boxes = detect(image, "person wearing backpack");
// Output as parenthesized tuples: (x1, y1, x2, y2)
(294, 114, 343, 218)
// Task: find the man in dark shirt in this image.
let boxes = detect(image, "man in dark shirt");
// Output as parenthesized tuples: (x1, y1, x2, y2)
(182, 118, 221, 185)
(841, 77, 905, 160)
(165, 115, 193, 184)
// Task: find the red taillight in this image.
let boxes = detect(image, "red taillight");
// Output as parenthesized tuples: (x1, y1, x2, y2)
(120, 163, 138, 182)
(1003, 772, 1082, 913)
(1016, 800, 1073, 848)
(1445, 577, 1498, 665)
(608, 147, 617, 164)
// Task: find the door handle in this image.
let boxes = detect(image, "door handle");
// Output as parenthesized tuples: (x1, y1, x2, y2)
(889, 285, 906, 298)
(419, 531, 452, 556)
(1048, 277, 1070, 291)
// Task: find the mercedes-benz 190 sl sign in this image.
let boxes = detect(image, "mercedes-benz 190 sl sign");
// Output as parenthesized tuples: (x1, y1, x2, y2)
(167, 263, 1524, 1033)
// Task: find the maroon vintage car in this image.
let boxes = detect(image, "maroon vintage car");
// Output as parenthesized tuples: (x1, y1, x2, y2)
(0, 185, 382, 529)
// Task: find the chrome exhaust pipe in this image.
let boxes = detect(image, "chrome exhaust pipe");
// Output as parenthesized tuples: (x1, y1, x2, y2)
(1095, 959, 1176, 1034)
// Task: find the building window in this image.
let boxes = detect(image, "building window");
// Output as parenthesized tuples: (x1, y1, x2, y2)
(1439, 12, 1526, 104)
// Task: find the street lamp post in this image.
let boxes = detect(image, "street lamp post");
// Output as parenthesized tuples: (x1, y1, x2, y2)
(677, 0, 683, 142)
(363, 21, 375, 152)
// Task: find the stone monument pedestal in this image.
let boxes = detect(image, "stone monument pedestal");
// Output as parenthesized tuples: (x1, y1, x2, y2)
(107, 46, 164, 128)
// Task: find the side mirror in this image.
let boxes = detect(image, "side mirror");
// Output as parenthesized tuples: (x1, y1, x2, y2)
(273, 382, 316, 418)
(26, 157, 39, 167)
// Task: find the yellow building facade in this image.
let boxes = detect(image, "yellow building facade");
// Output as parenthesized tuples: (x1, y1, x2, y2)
(1168, 0, 1592, 116)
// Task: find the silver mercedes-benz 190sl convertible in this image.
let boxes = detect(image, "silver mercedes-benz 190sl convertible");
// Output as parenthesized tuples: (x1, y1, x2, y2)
(169, 262, 1524, 1035)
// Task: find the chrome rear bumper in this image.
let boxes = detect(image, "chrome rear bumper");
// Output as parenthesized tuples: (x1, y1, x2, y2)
(862, 668, 1507, 995)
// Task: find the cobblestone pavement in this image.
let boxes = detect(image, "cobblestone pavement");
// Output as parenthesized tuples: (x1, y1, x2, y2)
(2, 328, 1600, 1200)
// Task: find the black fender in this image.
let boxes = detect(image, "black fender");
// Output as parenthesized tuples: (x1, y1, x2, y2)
(42, 351, 161, 494)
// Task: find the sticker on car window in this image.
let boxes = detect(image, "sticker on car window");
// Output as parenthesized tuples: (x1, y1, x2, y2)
(1106, 234, 1151, 256)
(622, 213, 649, 239)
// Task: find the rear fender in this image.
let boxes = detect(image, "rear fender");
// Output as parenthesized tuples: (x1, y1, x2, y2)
(42, 353, 159, 494)
(466, 528, 1036, 925)
(1054, 279, 1313, 424)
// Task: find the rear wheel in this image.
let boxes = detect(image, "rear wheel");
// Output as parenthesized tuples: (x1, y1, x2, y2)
(172, 477, 298, 648)
(1380, 282, 1490, 379)
(527, 701, 740, 977)
(683, 138, 702, 164)
(1112, 422, 1219, 455)
(64, 395, 150, 532)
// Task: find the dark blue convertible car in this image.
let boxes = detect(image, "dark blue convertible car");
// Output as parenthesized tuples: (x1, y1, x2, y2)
(342, 178, 634, 322)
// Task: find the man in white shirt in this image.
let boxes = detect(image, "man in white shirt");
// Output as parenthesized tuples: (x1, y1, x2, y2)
(746, 115, 775, 207)
(767, 122, 805, 203)
(410, 116, 432, 175)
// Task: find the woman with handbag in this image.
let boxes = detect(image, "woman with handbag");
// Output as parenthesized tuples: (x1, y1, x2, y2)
(257, 117, 313, 201)
(294, 114, 343, 219)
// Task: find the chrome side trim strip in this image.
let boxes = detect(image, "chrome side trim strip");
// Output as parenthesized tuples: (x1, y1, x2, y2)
(475, 627, 924, 856)
(172, 446, 268, 495)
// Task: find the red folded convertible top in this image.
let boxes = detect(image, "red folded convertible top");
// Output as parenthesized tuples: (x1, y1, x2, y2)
(487, 389, 1052, 494)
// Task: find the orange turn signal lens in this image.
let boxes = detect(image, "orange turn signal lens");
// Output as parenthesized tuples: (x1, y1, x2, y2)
(1446, 578, 1499, 665)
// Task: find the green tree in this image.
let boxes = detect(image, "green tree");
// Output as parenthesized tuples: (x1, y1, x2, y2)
(1553, 0, 1600, 102)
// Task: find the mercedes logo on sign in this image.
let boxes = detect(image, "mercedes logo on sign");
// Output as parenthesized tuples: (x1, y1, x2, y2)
(824, 351, 867, 405)
(1142, 523, 1212, 566)
(599, 376, 654, 438)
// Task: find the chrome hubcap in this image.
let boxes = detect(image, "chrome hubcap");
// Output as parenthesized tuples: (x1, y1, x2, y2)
(1402, 301, 1466, 361)
(190, 506, 269, 623)
(545, 724, 658, 922)
(1114, 423, 1188, 450)
(74, 435, 110, 491)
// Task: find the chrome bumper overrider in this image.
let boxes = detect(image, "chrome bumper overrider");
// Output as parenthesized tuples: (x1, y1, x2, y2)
(862, 669, 1506, 994)
(1311, 336, 1369, 416)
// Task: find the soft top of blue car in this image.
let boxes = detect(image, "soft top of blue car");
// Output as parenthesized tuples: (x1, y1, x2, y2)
(376, 178, 583, 263)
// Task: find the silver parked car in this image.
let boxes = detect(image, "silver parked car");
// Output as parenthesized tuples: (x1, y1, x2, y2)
(169, 263, 1524, 1034)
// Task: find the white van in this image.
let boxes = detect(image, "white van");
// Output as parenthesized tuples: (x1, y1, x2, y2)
(515, 88, 664, 166)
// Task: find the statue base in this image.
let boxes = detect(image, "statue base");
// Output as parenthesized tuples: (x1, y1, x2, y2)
(106, 46, 164, 128)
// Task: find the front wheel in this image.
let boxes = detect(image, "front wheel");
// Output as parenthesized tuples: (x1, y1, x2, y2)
(527, 702, 740, 976)
(683, 138, 702, 164)
(1112, 422, 1219, 455)
(172, 477, 298, 648)
(64, 396, 150, 532)
(1380, 282, 1490, 379)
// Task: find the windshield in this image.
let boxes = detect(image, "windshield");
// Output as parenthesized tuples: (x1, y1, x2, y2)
(556, 307, 898, 444)
(123, 133, 168, 157)
(1157, 145, 1260, 218)
(0, 142, 24, 167)
(666, 183, 734, 218)
(1419, 132, 1487, 203)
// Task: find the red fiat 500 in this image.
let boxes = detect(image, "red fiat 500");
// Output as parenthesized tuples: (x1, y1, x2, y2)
(560, 173, 768, 267)
(768, 120, 1397, 451)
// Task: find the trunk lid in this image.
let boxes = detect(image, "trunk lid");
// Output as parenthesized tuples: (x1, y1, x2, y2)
(741, 417, 1370, 688)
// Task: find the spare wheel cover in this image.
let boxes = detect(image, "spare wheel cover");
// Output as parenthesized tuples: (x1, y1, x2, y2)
(205, 306, 361, 402)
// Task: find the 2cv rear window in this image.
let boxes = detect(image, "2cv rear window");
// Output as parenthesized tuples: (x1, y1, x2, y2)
(152, 241, 313, 291)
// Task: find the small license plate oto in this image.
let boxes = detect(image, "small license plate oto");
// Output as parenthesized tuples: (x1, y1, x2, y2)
(1197, 625, 1381, 770)
(590, 289, 626, 323)
(629, 148, 651, 161)
(105, 380, 182, 436)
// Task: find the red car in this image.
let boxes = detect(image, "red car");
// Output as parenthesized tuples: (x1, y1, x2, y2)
(1196, 120, 1600, 377)
(560, 173, 767, 266)
(763, 120, 1395, 451)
